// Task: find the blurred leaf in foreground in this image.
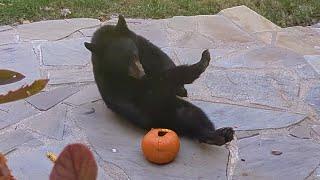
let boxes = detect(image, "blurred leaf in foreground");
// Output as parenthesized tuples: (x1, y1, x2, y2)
(0, 79, 49, 104)
(50, 143, 98, 180)
(0, 70, 25, 85)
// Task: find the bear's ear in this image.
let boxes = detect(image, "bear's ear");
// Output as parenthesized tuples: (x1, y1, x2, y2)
(84, 42, 97, 53)
(115, 15, 128, 32)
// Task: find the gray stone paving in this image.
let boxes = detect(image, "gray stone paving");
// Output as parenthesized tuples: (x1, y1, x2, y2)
(0, 5, 320, 180)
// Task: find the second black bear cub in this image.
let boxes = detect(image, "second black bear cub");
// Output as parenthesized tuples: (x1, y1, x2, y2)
(84, 15, 234, 146)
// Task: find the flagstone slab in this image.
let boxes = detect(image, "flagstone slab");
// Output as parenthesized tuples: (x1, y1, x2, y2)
(0, 130, 35, 154)
(17, 18, 100, 41)
(72, 101, 229, 180)
(167, 16, 197, 32)
(46, 67, 94, 85)
(276, 28, 320, 55)
(8, 148, 53, 179)
(219, 5, 280, 33)
(134, 29, 169, 48)
(0, 100, 40, 130)
(212, 46, 306, 69)
(64, 84, 101, 106)
(25, 105, 66, 140)
(233, 135, 320, 179)
(197, 15, 254, 43)
(0, 43, 40, 94)
(41, 38, 91, 66)
(26, 86, 79, 111)
(192, 101, 306, 131)
(205, 69, 299, 108)
(168, 30, 215, 49)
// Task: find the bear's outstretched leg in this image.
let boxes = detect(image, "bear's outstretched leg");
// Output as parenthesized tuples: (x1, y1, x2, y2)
(174, 100, 234, 146)
(163, 49, 211, 87)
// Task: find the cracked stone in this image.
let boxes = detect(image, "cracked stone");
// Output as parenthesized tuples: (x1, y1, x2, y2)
(17, 18, 100, 41)
(0, 130, 35, 154)
(219, 5, 280, 33)
(192, 100, 306, 130)
(26, 86, 79, 111)
(233, 135, 320, 179)
(41, 38, 91, 66)
(64, 84, 101, 106)
(79, 27, 99, 37)
(0, 100, 40, 130)
(305, 84, 320, 116)
(0, 43, 40, 94)
(197, 15, 254, 43)
(46, 68, 94, 85)
(206, 69, 300, 108)
(25, 105, 66, 140)
(72, 101, 229, 180)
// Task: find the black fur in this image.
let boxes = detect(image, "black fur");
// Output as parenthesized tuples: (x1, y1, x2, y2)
(84, 15, 234, 146)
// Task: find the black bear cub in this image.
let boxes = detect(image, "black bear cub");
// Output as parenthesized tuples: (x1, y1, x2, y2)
(84, 15, 234, 146)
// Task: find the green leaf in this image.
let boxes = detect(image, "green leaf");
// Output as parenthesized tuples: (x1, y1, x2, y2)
(50, 143, 98, 180)
(0, 79, 48, 104)
(0, 69, 25, 85)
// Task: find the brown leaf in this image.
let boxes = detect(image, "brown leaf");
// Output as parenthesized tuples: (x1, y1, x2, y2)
(0, 79, 48, 104)
(0, 70, 25, 85)
(0, 153, 15, 180)
(50, 143, 98, 180)
(271, 150, 283, 155)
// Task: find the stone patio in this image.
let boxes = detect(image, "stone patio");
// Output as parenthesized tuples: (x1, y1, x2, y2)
(0, 5, 320, 180)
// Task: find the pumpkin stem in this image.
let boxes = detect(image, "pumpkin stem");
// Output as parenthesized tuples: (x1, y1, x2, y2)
(158, 131, 168, 137)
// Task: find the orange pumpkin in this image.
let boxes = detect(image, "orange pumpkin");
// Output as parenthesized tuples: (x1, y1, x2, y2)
(141, 128, 180, 164)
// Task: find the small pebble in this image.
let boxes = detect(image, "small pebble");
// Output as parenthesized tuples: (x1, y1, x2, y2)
(271, 150, 282, 155)
(241, 158, 245, 162)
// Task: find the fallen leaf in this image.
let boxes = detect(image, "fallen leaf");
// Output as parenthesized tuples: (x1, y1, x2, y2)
(0, 79, 49, 104)
(0, 69, 25, 85)
(50, 143, 98, 180)
(0, 153, 15, 180)
(271, 150, 283, 155)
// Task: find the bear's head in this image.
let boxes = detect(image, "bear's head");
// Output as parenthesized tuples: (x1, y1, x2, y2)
(84, 15, 145, 79)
